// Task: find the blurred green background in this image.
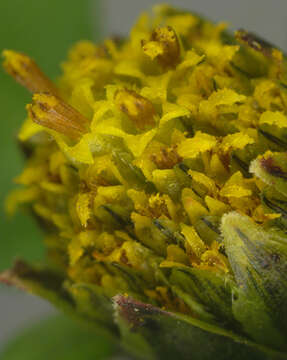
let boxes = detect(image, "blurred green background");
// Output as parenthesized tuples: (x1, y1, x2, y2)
(0, 0, 100, 271)
(0, 1, 118, 359)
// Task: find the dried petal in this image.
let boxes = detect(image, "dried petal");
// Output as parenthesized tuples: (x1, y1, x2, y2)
(2, 50, 58, 94)
(27, 93, 89, 140)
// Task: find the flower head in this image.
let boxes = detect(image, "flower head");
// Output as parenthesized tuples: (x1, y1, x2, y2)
(3, 5, 287, 357)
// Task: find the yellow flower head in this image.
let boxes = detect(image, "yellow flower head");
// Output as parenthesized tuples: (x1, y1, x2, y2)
(4, 5, 287, 354)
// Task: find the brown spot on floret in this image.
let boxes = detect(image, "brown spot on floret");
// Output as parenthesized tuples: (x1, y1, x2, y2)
(236, 29, 274, 58)
(120, 250, 131, 266)
(260, 156, 287, 179)
(151, 145, 182, 169)
(115, 89, 156, 129)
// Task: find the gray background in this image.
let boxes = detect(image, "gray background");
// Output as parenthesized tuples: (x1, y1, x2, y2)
(102, 0, 287, 49)
(1, 0, 287, 353)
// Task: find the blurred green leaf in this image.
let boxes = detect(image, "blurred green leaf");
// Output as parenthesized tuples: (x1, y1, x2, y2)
(0, 314, 117, 360)
(0, 0, 100, 271)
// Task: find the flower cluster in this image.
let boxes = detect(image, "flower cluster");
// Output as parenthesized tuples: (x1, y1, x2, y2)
(4, 5, 287, 353)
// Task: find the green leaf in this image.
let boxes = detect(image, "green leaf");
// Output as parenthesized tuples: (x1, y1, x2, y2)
(0, 0, 99, 271)
(113, 295, 287, 360)
(0, 314, 117, 360)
